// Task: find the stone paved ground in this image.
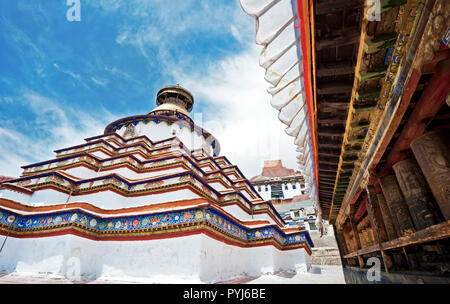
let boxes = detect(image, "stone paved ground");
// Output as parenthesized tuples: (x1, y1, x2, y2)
(245, 266, 346, 284)
(0, 265, 346, 284)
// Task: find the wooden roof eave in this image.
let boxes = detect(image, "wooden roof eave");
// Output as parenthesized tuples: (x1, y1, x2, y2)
(334, 0, 437, 228)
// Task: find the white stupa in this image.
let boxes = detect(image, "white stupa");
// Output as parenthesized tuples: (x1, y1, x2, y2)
(0, 85, 313, 283)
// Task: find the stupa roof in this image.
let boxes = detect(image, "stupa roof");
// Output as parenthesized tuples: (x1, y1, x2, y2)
(150, 84, 194, 117)
(156, 84, 194, 110)
(103, 85, 221, 156)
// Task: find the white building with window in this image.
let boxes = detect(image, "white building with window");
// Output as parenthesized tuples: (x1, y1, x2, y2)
(250, 160, 308, 201)
(250, 160, 319, 232)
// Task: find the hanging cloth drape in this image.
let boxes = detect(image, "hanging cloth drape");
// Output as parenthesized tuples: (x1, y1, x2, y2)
(239, 0, 318, 206)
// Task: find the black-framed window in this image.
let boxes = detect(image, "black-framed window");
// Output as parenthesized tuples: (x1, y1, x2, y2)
(270, 184, 284, 199)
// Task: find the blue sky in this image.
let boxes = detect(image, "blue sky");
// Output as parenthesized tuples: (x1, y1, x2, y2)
(0, 0, 298, 179)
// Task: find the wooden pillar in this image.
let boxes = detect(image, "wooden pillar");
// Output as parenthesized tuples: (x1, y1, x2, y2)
(402, 247, 419, 271)
(380, 175, 415, 236)
(343, 224, 352, 252)
(375, 185, 398, 240)
(380, 178, 420, 271)
(350, 217, 364, 268)
(343, 222, 358, 266)
(393, 158, 437, 230)
(366, 186, 388, 242)
(350, 217, 362, 249)
(366, 186, 393, 271)
(336, 231, 348, 266)
(411, 129, 450, 220)
(336, 231, 347, 254)
(366, 194, 382, 243)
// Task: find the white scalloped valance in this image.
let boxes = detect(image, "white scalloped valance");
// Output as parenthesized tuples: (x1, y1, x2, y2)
(239, 0, 318, 206)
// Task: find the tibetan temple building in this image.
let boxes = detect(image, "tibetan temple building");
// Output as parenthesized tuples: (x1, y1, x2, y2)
(0, 85, 313, 282)
(249, 160, 308, 201)
(249, 160, 317, 230)
(240, 0, 450, 283)
(250, 160, 343, 267)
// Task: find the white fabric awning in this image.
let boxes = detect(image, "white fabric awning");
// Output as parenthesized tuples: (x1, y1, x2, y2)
(240, 0, 318, 207)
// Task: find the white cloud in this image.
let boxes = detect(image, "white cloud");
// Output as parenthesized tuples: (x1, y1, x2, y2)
(1, 18, 47, 78)
(181, 45, 299, 179)
(0, 96, 13, 103)
(115, 31, 129, 44)
(230, 25, 242, 43)
(53, 63, 91, 89)
(116, 25, 162, 59)
(0, 49, 299, 181)
(111, 2, 300, 179)
(0, 1, 299, 182)
(91, 77, 108, 86)
(0, 91, 114, 177)
(97, 0, 122, 11)
(104, 66, 144, 85)
(112, 0, 254, 65)
(53, 63, 78, 79)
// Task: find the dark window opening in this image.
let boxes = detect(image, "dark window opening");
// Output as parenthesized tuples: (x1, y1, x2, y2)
(270, 184, 284, 199)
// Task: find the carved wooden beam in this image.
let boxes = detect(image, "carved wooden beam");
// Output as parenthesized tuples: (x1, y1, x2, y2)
(319, 143, 344, 149)
(318, 129, 345, 137)
(355, 87, 381, 101)
(320, 170, 339, 175)
(320, 186, 337, 191)
(381, 60, 450, 175)
(354, 102, 377, 113)
(364, 32, 397, 54)
(357, 66, 387, 82)
(322, 179, 338, 184)
(315, 0, 362, 15)
(320, 163, 338, 170)
(317, 82, 354, 95)
(320, 192, 335, 197)
(316, 28, 361, 51)
(350, 120, 370, 130)
(320, 160, 339, 166)
(318, 118, 348, 124)
(320, 146, 342, 152)
(380, 0, 407, 13)
(318, 102, 350, 113)
(320, 178, 338, 183)
(320, 195, 333, 199)
(317, 63, 355, 77)
(319, 153, 341, 159)
(347, 135, 365, 144)
(343, 155, 359, 162)
(320, 157, 340, 163)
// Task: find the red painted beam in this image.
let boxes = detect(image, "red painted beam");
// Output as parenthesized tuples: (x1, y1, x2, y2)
(337, 188, 363, 226)
(354, 197, 367, 223)
(421, 46, 450, 74)
(381, 59, 450, 176)
(374, 182, 383, 195)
